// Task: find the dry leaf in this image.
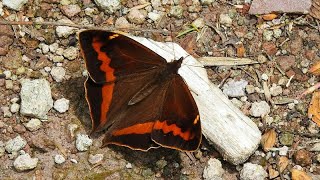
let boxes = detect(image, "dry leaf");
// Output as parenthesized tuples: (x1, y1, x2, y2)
(262, 13, 278, 21)
(261, 129, 277, 152)
(278, 156, 289, 172)
(291, 169, 312, 180)
(307, 91, 320, 126)
(236, 43, 245, 58)
(309, 61, 320, 76)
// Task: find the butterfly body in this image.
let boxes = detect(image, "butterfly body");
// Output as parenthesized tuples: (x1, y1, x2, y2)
(79, 30, 201, 151)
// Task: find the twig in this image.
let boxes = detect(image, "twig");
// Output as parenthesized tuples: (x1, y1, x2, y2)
(0, 20, 170, 34)
(286, 75, 294, 87)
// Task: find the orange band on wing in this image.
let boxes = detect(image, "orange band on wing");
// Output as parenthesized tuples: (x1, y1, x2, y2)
(112, 122, 154, 136)
(153, 121, 195, 141)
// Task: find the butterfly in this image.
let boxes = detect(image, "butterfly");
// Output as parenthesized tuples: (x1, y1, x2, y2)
(79, 30, 201, 151)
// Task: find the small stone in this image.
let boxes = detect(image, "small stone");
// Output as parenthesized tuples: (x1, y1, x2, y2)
(5, 80, 13, 89)
(220, 14, 232, 27)
(273, 29, 282, 38)
(192, 18, 205, 29)
(127, 9, 147, 24)
(147, 12, 161, 22)
(10, 103, 20, 113)
(170, 5, 183, 18)
(68, 124, 79, 138)
(278, 146, 289, 156)
(20, 79, 53, 119)
(279, 133, 294, 146)
(54, 154, 66, 164)
(94, 0, 121, 14)
(3, 70, 11, 79)
(288, 103, 295, 110)
(246, 85, 255, 94)
(0, 2, 3, 16)
(49, 43, 59, 53)
(308, 122, 319, 134)
(52, 55, 64, 63)
(200, 0, 215, 5)
(61, 4, 81, 18)
(0, 146, 5, 157)
(115, 17, 132, 29)
(85, 7, 95, 16)
(262, 42, 277, 56)
(156, 159, 167, 169)
(88, 154, 104, 164)
(16, 67, 26, 75)
(53, 98, 70, 113)
(50, 67, 66, 82)
(310, 143, 320, 152)
(76, 134, 93, 151)
(261, 73, 268, 80)
(222, 79, 248, 97)
(39, 43, 49, 54)
(70, 158, 78, 163)
(294, 149, 312, 166)
(240, 163, 268, 180)
(5, 136, 27, 153)
(63, 47, 78, 60)
(203, 158, 224, 180)
(250, 101, 270, 117)
(249, 0, 312, 14)
(126, 163, 132, 169)
(263, 30, 273, 41)
(56, 19, 77, 38)
(277, 56, 296, 71)
(1, 106, 12, 117)
(25, 118, 42, 131)
(270, 84, 283, 96)
(257, 54, 268, 63)
(3, 0, 28, 11)
(14, 153, 38, 172)
(231, 98, 243, 108)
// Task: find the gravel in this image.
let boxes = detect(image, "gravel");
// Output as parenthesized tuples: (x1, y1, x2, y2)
(240, 163, 268, 180)
(75, 134, 93, 152)
(13, 153, 38, 172)
(203, 158, 224, 180)
(54, 154, 66, 164)
(250, 101, 271, 117)
(53, 98, 70, 113)
(24, 118, 42, 131)
(5, 136, 27, 153)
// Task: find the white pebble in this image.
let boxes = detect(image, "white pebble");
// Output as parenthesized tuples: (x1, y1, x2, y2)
(25, 118, 42, 131)
(54, 154, 66, 164)
(75, 134, 93, 151)
(54, 98, 70, 113)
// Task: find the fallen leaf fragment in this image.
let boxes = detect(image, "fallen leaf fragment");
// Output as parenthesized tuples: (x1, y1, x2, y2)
(236, 43, 245, 58)
(291, 169, 312, 180)
(278, 156, 289, 172)
(307, 91, 320, 126)
(261, 129, 277, 152)
(309, 61, 320, 75)
(262, 13, 278, 21)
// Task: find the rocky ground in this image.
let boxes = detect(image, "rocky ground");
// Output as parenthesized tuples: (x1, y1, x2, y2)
(0, 0, 320, 179)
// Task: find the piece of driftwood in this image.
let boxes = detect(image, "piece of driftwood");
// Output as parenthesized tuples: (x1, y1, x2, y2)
(198, 56, 259, 66)
(132, 36, 261, 165)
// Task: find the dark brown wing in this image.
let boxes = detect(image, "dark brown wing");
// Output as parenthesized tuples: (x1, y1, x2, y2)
(79, 30, 167, 84)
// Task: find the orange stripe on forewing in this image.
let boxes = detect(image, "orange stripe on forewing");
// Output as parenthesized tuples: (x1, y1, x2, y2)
(112, 122, 154, 136)
(92, 37, 116, 82)
(91, 37, 116, 129)
(153, 121, 195, 141)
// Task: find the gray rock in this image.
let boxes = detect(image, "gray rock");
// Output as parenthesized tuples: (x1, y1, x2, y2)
(25, 118, 42, 131)
(39, 43, 49, 54)
(5, 136, 27, 153)
(200, 0, 215, 5)
(147, 12, 161, 22)
(10, 103, 20, 113)
(13, 153, 38, 172)
(50, 67, 66, 82)
(55, 19, 77, 38)
(54, 154, 66, 164)
(250, 101, 270, 117)
(310, 143, 320, 152)
(270, 84, 283, 96)
(76, 134, 93, 151)
(115, 17, 132, 29)
(1, 106, 12, 118)
(222, 79, 248, 97)
(263, 30, 273, 41)
(127, 9, 147, 24)
(192, 18, 205, 29)
(261, 73, 268, 80)
(52, 55, 64, 63)
(63, 47, 78, 60)
(246, 85, 255, 94)
(278, 146, 289, 156)
(88, 154, 104, 164)
(5, 80, 13, 89)
(170, 5, 183, 18)
(3, 0, 27, 11)
(249, 0, 312, 14)
(126, 163, 133, 169)
(240, 163, 268, 180)
(61, 4, 81, 18)
(20, 79, 53, 119)
(53, 98, 70, 113)
(203, 158, 224, 180)
(94, 0, 121, 14)
(220, 14, 232, 27)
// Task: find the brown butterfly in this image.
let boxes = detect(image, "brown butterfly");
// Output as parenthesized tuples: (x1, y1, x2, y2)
(79, 30, 201, 151)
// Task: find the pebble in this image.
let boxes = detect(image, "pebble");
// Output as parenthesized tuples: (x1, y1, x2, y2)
(220, 14, 232, 27)
(170, 5, 183, 18)
(5, 80, 13, 89)
(3, 0, 27, 11)
(127, 9, 147, 24)
(94, 0, 121, 14)
(14, 153, 38, 172)
(279, 133, 294, 146)
(115, 17, 132, 29)
(200, 0, 215, 5)
(310, 143, 320, 152)
(49, 43, 59, 53)
(10, 103, 20, 113)
(20, 79, 53, 119)
(308, 122, 319, 134)
(231, 98, 243, 108)
(192, 18, 205, 29)
(261, 73, 268, 81)
(25, 118, 42, 131)
(156, 159, 167, 169)
(277, 55, 296, 71)
(53, 98, 70, 113)
(126, 163, 133, 169)
(240, 163, 268, 180)
(54, 154, 66, 164)
(68, 124, 79, 138)
(250, 101, 270, 117)
(257, 54, 267, 63)
(270, 84, 282, 96)
(294, 149, 312, 166)
(52, 55, 64, 63)
(61, 4, 81, 18)
(273, 29, 282, 38)
(0, 146, 5, 157)
(147, 11, 161, 22)
(70, 158, 78, 163)
(56, 19, 77, 38)
(63, 47, 78, 60)
(278, 146, 289, 156)
(263, 30, 273, 41)
(39, 43, 49, 54)
(50, 67, 66, 82)
(222, 79, 248, 97)
(5, 136, 27, 153)
(246, 85, 255, 94)
(16, 67, 25, 75)
(88, 154, 104, 164)
(75, 134, 93, 151)
(1, 106, 12, 118)
(203, 158, 224, 180)
(3, 70, 11, 79)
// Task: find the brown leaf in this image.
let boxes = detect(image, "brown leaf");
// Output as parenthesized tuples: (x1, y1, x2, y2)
(291, 169, 312, 180)
(309, 61, 320, 76)
(308, 91, 320, 126)
(261, 129, 277, 152)
(278, 156, 289, 172)
(262, 13, 278, 21)
(236, 43, 245, 58)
